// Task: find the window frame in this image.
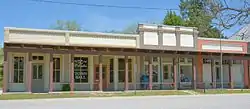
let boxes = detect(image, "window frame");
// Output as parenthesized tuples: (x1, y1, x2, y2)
(109, 58, 114, 83)
(144, 57, 160, 83)
(12, 55, 25, 83)
(216, 67, 220, 80)
(53, 56, 62, 83)
(32, 64, 43, 80)
(163, 64, 173, 80)
(118, 58, 133, 83)
(73, 56, 89, 83)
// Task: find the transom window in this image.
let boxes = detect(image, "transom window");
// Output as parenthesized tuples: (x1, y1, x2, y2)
(74, 57, 88, 83)
(13, 57, 24, 83)
(32, 56, 44, 61)
(53, 57, 61, 82)
(233, 60, 242, 64)
(203, 59, 211, 64)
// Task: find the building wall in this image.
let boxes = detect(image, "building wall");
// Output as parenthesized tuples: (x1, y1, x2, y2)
(202, 60, 244, 89)
(6, 52, 247, 92)
(232, 64, 244, 88)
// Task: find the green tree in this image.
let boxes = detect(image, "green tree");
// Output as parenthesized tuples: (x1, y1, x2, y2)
(0, 48, 3, 88)
(51, 20, 82, 31)
(122, 23, 138, 34)
(105, 23, 138, 34)
(179, 0, 221, 38)
(163, 11, 185, 26)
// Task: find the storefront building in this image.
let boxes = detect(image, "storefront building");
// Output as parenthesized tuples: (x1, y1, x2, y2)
(2, 24, 250, 93)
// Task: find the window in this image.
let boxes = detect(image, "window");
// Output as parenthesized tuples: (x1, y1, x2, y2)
(180, 58, 185, 63)
(203, 59, 211, 64)
(32, 64, 43, 79)
(109, 59, 114, 83)
(74, 57, 88, 83)
(53, 58, 60, 82)
(153, 57, 158, 62)
(144, 64, 158, 82)
(13, 57, 24, 83)
(233, 60, 241, 64)
(118, 58, 132, 82)
(32, 56, 44, 61)
(152, 65, 158, 82)
(216, 67, 220, 80)
(222, 60, 229, 64)
(163, 65, 169, 79)
(187, 58, 192, 63)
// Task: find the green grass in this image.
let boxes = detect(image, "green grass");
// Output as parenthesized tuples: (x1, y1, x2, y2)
(194, 89, 250, 94)
(0, 90, 188, 100)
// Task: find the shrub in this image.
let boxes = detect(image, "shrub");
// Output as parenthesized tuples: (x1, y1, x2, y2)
(62, 84, 71, 91)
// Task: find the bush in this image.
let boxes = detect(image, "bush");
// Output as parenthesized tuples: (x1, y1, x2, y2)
(62, 84, 71, 91)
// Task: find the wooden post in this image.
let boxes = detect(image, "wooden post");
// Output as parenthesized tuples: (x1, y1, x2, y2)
(173, 58, 177, 90)
(27, 52, 32, 92)
(124, 56, 129, 91)
(211, 59, 215, 88)
(228, 60, 233, 89)
(49, 53, 53, 92)
(192, 57, 197, 89)
(3, 51, 8, 93)
(197, 52, 203, 88)
(243, 60, 249, 88)
(149, 56, 153, 90)
(70, 54, 74, 93)
(99, 55, 103, 91)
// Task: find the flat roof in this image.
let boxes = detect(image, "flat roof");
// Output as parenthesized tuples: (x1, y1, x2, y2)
(198, 37, 248, 42)
(4, 27, 139, 38)
(5, 27, 249, 43)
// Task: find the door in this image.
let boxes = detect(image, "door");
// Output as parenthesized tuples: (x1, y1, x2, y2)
(93, 65, 107, 90)
(31, 63, 44, 93)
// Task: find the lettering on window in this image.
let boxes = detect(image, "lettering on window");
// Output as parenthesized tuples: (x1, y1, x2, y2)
(74, 57, 88, 83)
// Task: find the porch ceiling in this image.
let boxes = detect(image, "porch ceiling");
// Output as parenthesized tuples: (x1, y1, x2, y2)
(4, 43, 250, 60)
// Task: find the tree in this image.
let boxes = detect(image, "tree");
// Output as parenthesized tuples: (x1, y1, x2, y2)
(122, 23, 138, 34)
(163, 11, 185, 26)
(207, 0, 250, 29)
(105, 23, 138, 34)
(51, 20, 82, 31)
(179, 0, 222, 38)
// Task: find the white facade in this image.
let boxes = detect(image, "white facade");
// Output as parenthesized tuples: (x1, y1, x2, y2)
(3, 24, 249, 93)
(6, 51, 246, 92)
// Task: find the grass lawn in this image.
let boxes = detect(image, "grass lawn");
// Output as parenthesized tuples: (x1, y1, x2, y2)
(0, 90, 188, 100)
(194, 89, 250, 94)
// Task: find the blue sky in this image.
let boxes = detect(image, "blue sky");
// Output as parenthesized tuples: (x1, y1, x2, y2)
(0, 0, 245, 44)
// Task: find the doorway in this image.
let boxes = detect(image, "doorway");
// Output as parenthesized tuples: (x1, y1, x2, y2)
(31, 63, 44, 93)
(179, 65, 192, 89)
(93, 65, 108, 90)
